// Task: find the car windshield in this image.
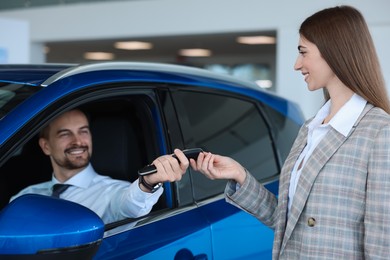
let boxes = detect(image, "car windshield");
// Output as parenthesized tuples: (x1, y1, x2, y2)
(0, 82, 42, 119)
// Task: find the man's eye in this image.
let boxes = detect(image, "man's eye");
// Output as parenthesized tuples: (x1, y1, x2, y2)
(80, 130, 90, 135)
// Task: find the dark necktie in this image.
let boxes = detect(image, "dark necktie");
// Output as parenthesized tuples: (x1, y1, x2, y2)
(51, 184, 72, 198)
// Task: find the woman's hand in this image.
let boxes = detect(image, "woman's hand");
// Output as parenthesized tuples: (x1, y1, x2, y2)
(190, 152, 246, 185)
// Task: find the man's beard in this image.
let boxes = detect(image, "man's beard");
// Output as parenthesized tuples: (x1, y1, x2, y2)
(54, 146, 91, 170)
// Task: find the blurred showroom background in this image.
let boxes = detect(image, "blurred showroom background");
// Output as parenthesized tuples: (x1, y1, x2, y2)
(0, 0, 389, 119)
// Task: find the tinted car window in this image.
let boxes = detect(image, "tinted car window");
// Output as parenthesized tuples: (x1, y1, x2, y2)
(262, 105, 301, 163)
(0, 83, 42, 118)
(173, 90, 277, 201)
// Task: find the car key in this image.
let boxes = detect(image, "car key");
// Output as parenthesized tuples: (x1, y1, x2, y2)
(138, 148, 203, 176)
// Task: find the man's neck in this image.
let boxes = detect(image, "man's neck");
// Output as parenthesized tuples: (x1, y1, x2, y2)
(53, 166, 87, 183)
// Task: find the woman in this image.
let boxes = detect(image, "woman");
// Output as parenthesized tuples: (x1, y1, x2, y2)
(190, 6, 390, 259)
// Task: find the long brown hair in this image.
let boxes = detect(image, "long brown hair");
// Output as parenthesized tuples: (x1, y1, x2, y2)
(299, 5, 390, 113)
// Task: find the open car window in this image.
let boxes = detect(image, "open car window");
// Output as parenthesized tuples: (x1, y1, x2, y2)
(0, 95, 167, 223)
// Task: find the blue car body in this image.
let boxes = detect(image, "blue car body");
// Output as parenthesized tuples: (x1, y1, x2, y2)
(0, 62, 304, 259)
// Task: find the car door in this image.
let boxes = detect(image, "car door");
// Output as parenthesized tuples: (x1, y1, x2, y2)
(168, 87, 282, 259)
(93, 87, 214, 259)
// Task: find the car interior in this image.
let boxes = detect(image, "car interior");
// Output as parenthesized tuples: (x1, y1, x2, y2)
(0, 96, 167, 219)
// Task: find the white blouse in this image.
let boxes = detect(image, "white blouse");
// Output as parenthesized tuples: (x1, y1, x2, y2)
(287, 94, 367, 215)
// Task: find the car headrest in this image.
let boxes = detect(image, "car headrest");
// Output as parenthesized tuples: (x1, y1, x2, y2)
(90, 116, 141, 182)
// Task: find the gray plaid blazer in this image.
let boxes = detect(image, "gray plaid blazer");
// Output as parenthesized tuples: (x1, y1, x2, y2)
(226, 104, 390, 259)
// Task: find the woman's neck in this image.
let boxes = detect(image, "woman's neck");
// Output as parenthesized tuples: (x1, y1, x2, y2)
(324, 84, 354, 124)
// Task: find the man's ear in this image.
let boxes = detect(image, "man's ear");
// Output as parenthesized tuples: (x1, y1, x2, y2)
(38, 137, 50, 156)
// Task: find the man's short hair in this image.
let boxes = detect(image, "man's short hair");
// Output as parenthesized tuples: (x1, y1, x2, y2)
(38, 108, 90, 139)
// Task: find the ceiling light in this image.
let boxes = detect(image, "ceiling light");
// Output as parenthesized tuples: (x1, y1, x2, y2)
(84, 52, 114, 60)
(114, 41, 153, 50)
(237, 36, 276, 45)
(179, 48, 211, 57)
(255, 80, 273, 89)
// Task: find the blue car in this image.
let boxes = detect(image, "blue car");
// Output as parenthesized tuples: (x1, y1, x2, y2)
(0, 62, 304, 259)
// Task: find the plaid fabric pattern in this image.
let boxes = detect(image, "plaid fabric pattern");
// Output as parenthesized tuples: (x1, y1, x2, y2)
(226, 104, 390, 259)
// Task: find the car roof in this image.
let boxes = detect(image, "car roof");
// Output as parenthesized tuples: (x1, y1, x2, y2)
(0, 62, 263, 92)
(39, 62, 260, 90)
(0, 64, 73, 85)
(0, 62, 304, 147)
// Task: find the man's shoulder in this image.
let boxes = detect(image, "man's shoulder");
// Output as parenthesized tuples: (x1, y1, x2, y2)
(10, 181, 52, 202)
(21, 181, 52, 191)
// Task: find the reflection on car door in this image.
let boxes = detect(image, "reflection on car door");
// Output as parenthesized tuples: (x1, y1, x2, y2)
(97, 206, 212, 259)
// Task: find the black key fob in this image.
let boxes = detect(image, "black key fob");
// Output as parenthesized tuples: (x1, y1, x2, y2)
(138, 148, 203, 176)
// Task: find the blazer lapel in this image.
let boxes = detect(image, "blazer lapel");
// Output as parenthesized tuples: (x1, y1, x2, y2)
(273, 125, 308, 253)
(280, 128, 346, 252)
(279, 103, 374, 254)
(278, 103, 374, 256)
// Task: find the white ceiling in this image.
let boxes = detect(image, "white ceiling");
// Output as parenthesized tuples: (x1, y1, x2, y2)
(45, 31, 277, 65)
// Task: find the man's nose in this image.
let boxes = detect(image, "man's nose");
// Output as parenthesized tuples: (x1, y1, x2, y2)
(71, 134, 83, 144)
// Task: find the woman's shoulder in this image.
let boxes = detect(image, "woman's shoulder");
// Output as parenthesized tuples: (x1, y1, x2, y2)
(366, 106, 390, 120)
(359, 106, 390, 128)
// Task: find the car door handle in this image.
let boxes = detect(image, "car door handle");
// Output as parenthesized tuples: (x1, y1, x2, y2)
(174, 248, 208, 260)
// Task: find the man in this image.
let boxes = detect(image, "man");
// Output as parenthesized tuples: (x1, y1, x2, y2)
(11, 109, 189, 223)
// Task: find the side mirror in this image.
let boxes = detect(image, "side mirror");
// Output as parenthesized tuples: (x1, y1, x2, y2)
(0, 194, 104, 259)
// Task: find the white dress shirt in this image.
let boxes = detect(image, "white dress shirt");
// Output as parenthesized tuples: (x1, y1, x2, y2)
(10, 164, 163, 223)
(287, 94, 367, 214)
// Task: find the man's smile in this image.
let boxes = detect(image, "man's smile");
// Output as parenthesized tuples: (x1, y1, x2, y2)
(65, 146, 88, 156)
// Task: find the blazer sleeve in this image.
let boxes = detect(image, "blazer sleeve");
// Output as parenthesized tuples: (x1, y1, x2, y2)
(364, 122, 390, 258)
(225, 170, 279, 229)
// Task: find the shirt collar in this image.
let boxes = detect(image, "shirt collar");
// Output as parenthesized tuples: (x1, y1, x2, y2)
(52, 163, 97, 188)
(308, 99, 331, 130)
(308, 93, 367, 137)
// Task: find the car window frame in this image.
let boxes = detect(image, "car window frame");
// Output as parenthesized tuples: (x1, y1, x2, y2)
(167, 86, 280, 202)
(0, 84, 175, 215)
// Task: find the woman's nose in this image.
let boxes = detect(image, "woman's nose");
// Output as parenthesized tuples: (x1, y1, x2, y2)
(294, 57, 302, 71)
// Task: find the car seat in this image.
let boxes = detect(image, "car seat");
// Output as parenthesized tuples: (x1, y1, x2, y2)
(90, 115, 142, 182)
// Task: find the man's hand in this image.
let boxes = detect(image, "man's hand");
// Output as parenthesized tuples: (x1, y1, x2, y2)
(139, 149, 189, 192)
